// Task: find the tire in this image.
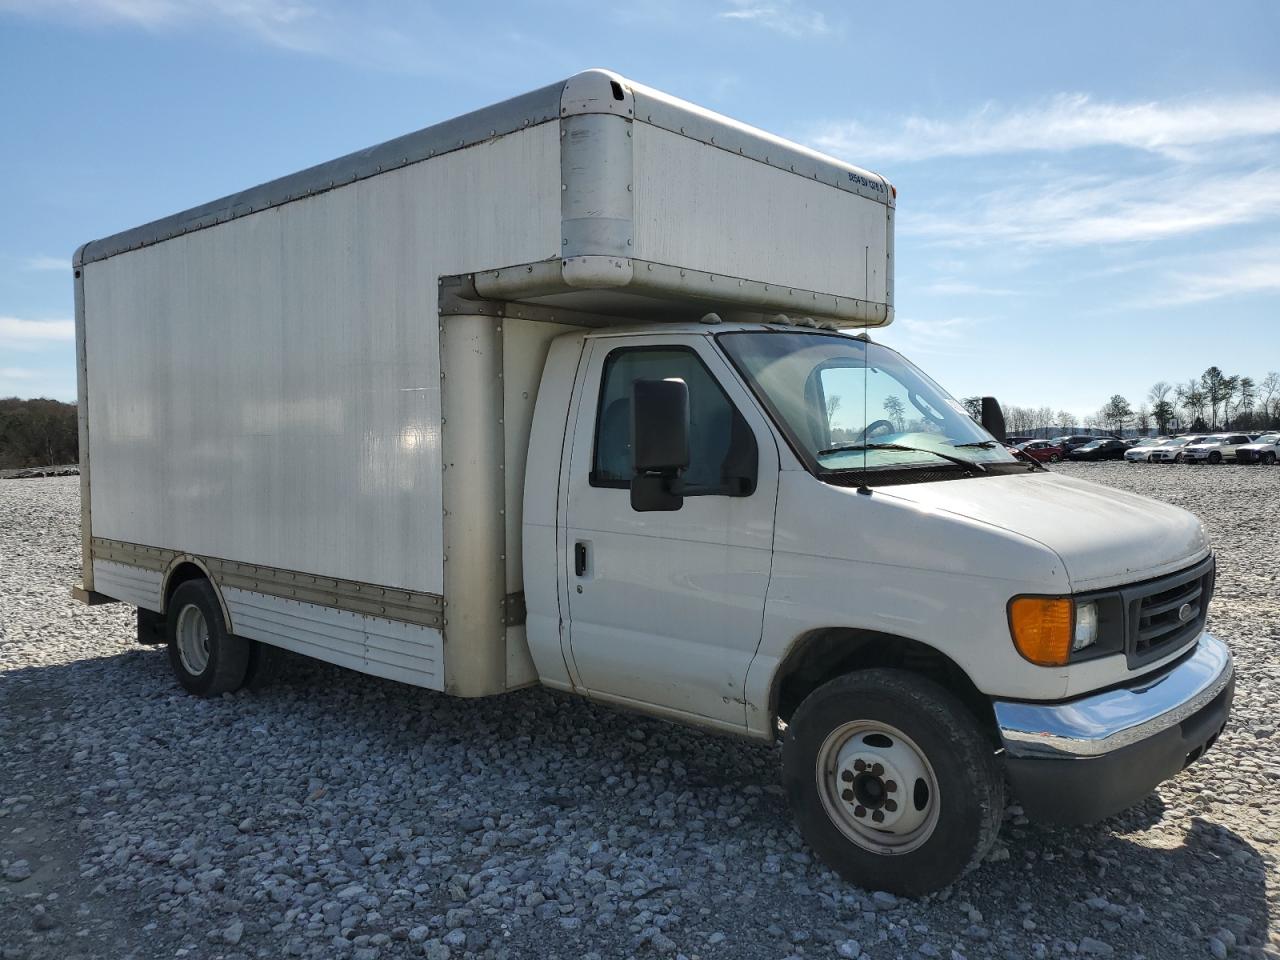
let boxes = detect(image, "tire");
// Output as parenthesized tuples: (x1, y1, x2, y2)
(165, 579, 250, 696)
(1208, 451, 1222, 464)
(782, 669, 1004, 896)
(1265, 452, 1277, 465)
(1049, 454, 1061, 463)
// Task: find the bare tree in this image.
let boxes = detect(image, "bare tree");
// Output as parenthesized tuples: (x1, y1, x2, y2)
(1135, 404, 1151, 435)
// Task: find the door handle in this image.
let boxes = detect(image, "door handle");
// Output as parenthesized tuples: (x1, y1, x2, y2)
(574, 541, 588, 577)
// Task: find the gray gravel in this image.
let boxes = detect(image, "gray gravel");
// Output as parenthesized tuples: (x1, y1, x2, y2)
(1, 464, 1278, 960)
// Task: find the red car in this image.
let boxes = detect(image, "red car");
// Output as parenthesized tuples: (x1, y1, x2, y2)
(1016, 439, 1064, 463)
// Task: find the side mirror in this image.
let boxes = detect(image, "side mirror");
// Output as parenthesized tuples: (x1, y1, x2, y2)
(630, 378, 689, 512)
(980, 396, 1006, 442)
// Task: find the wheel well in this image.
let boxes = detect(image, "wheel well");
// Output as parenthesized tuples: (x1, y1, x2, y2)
(163, 562, 209, 612)
(771, 628, 996, 740)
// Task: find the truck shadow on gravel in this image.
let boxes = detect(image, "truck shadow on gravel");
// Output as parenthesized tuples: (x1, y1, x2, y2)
(1, 645, 1271, 959)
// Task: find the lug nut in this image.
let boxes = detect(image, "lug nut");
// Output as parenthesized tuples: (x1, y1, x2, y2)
(885, 779, 897, 793)
(842, 789, 854, 802)
(885, 799, 898, 812)
(841, 770, 854, 783)
(871, 763, 884, 776)
(853, 759, 866, 772)
(854, 805, 866, 818)
(871, 810, 885, 823)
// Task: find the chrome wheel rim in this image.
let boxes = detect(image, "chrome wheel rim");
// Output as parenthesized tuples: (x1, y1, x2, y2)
(816, 720, 940, 855)
(176, 604, 211, 675)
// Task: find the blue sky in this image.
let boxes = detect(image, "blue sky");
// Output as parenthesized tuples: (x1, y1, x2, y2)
(2, 0, 1277, 420)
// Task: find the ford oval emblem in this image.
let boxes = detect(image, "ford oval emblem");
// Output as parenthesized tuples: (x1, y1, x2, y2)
(1178, 603, 1194, 623)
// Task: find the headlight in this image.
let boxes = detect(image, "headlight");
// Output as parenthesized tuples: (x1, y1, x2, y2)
(1073, 601, 1098, 651)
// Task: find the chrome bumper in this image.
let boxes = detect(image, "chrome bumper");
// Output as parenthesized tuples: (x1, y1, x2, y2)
(994, 633, 1233, 760)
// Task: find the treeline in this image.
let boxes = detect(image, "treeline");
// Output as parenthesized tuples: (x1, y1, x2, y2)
(0, 398, 79, 468)
(999, 367, 1280, 436)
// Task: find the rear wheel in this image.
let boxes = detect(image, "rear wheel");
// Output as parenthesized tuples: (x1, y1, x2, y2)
(1208, 451, 1222, 464)
(1049, 454, 1061, 463)
(1265, 451, 1277, 465)
(166, 579, 250, 696)
(782, 669, 1003, 896)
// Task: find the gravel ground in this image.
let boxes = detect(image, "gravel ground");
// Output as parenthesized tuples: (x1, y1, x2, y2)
(1, 464, 1278, 960)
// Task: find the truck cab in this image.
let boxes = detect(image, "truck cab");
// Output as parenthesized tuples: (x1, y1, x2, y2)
(523, 320, 1232, 894)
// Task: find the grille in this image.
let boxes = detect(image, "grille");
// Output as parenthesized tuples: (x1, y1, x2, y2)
(1122, 556, 1215, 667)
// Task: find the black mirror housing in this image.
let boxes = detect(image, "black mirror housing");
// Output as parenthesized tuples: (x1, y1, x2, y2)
(980, 396, 1006, 441)
(630, 378, 690, 512)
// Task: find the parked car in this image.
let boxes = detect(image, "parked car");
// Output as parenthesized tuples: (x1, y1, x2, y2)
(1124, 438, 1171, 462)
(1149, 435, 1208, 463)
(1234, 432, 1280, 464)
(1182, 434, 1252, 464)
(1016, 439, 1065, 463)
(1067, 438, 1129, 461)
(1052, 434, 1112, 454)
(1004, 436, 1036, 447)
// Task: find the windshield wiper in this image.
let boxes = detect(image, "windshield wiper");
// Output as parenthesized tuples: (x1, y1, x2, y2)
(816, 443, 987, 473)
(953, 437, 1046, 471)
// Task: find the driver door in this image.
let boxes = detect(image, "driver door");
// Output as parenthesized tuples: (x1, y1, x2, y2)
(561, 334, 779, 729)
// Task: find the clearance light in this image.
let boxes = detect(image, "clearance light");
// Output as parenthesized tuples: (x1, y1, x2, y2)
(1008, 597, 1073, 666)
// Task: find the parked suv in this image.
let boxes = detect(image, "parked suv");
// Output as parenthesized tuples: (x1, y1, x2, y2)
(1149, 436, 1208, 463)
(1182, 434, 1252, 464)
(1235, 433, 1280, 464)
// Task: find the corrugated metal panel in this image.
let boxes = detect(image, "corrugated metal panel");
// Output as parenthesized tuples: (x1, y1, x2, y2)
(91, 560, 162, 611)
(222, 587, 444, 691)
(83, 125, 561, 596)
(631, 123, 889, 305)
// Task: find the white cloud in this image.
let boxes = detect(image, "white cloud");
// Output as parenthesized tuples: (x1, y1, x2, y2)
(812, 92, 1280, 164)
(918, 279, 1017, 297)
(0, 316, 75, 345)
(1140, 240, 1280, 307)
(718, 0, 830, 37)
(19, 256, 69, 272)
(880, 315, 987, 358)
(0, 0, 427, 66)
(906, 166, 1280, 249)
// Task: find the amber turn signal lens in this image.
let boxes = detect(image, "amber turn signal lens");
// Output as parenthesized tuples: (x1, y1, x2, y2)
(1008, 597, 1074, 666)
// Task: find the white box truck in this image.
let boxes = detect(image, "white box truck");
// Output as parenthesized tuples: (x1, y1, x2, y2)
(72, 70, 1233, 895)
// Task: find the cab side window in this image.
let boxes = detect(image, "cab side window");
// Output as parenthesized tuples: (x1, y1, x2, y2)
(591, 347, 757, 496)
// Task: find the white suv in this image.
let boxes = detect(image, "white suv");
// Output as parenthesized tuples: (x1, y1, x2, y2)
(1124, 437, 1172, 462)
(1235, 433, 1280, 464)
(1181, 433, 1252, 464)
(1149, 435, 1207, 462)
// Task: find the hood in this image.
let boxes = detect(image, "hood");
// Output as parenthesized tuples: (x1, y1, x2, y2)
(875, 472, 1208, 591)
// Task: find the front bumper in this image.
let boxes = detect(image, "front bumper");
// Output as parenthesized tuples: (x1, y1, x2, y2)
(993, 633, 1233, 824)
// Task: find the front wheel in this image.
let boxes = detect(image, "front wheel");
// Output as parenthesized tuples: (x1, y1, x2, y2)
(782, 669, 1003, 896)
(1208, 451, 1222, 464)
(1265, 452, 1277, 465)
(1049, 454, 1061, 463)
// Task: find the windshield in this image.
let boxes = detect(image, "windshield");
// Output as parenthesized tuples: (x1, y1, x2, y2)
(717, 330, 1018, 477)
(1257, 434, 1280, 444)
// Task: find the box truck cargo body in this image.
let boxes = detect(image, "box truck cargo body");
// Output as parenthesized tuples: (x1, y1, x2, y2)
(73, 71, 1233, 895)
